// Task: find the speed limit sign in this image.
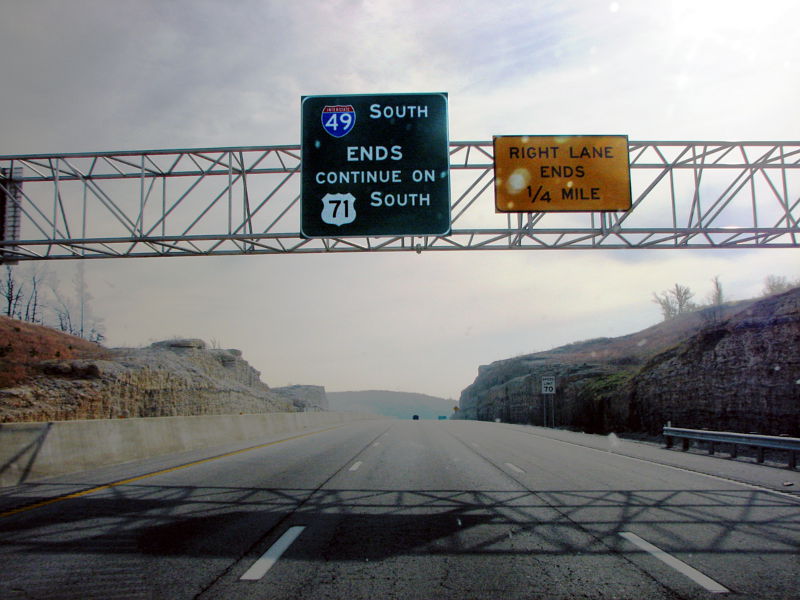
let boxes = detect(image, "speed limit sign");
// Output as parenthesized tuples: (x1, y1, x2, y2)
(541, 376, 556, 394)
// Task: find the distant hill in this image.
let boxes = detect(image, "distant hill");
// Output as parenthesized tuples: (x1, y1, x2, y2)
(327, 390, 455, 420)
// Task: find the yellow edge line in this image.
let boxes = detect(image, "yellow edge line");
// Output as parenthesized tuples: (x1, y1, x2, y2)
(0, 424, 343, 518)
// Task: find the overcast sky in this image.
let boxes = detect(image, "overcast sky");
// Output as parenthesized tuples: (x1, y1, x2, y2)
(1, 0, 798, 400)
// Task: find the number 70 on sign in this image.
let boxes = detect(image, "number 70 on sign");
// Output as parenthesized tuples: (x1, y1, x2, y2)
(541, 376, 556, 394)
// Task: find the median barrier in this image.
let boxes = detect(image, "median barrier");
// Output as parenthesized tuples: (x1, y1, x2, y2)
(0, 411, 379, 487)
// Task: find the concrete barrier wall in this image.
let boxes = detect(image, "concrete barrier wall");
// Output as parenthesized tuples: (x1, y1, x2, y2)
(0, 411, 379, 487)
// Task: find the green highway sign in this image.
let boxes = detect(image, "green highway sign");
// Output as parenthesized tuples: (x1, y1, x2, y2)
(301, 93, 451, 237)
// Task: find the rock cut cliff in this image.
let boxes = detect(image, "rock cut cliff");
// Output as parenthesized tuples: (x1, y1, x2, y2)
(459, 288, 800, 436)
(0, 336, 297, 422)
(627, 289, 800, 435)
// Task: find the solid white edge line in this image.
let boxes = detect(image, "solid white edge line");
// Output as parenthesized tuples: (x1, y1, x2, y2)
(349, 460, 363, 471)
(619, 532, 730, 594)
(504, 462, 525, 474)
(240, 525, 306, 581)
(509, 426, 800, 503)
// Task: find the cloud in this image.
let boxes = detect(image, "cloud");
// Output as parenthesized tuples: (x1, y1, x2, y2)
(2, 0, 798, 398)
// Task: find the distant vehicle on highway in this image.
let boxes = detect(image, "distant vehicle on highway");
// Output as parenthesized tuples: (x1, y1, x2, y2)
(412, 414, 419, 420)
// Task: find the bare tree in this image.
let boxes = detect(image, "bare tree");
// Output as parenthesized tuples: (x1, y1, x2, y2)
(1, 265, 23, 318)
(671, 283, 696, 314)
(48, 264, 105, 342)
(652, 291, 677, 321)
(51, 286, 77, 336)
(2, 264, 104, 341)
(23, 269, 42, 324)
(2, 264, 51, 323)
(762, 274, 798, 297)
(707, 275, 724, 306)
(74, 262, 104, 342)
(652, 283, 697, 321)
(702, 276, 725, 326)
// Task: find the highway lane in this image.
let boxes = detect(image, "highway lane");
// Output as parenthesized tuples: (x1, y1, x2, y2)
(444, 422, 800, 599)
(0, 419, 798, 599)
(0, 420, 392, 599)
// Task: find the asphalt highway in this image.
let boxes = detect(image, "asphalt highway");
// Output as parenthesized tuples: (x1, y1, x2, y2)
(0, 419, 798, 599)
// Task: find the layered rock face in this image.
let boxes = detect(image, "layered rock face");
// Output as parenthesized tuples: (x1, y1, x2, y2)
(0, 338, 293, 422)
(459, 359, 630, 433)
(628, 290, 800, 435)
(272, 385, 329, 411)
(459, 289, 800, 437)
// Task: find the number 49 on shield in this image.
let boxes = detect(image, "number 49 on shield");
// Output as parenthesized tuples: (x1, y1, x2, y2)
(324, 112, 353, 133)
(321, 105, 356, 138)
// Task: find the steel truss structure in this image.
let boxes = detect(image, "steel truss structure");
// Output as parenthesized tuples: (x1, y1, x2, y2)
(1, 141, 798, 261)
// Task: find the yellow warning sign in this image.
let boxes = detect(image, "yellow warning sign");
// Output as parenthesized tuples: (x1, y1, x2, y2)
(493, 135, 631, 212)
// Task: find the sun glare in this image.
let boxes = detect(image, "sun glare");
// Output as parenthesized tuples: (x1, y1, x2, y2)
(666, 1, 770, 52)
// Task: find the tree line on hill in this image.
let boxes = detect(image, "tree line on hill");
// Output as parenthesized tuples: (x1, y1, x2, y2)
(652, 274, 799, 322)
(2, 262, 798, 345)
(1, 263, 104, 342)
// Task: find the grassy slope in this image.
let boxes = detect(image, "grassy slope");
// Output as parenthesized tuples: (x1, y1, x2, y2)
(0, 316, 107, 387)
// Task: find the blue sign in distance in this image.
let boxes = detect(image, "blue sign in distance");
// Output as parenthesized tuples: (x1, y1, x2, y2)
(301, 93, 450, 238)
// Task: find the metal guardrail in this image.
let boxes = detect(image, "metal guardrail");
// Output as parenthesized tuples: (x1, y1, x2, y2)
(663, 426, 800, 468)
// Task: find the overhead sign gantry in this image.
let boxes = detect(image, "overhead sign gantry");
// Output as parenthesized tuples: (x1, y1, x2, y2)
(300, 93, 451, 237)
(3, 140, 799, 261)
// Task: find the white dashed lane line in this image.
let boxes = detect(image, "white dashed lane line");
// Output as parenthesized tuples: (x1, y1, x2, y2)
(240, 526, 306, 581)
(619, 532, 730, 594)
(349, 461, 363, 472)
(504, 462, 525, 474)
